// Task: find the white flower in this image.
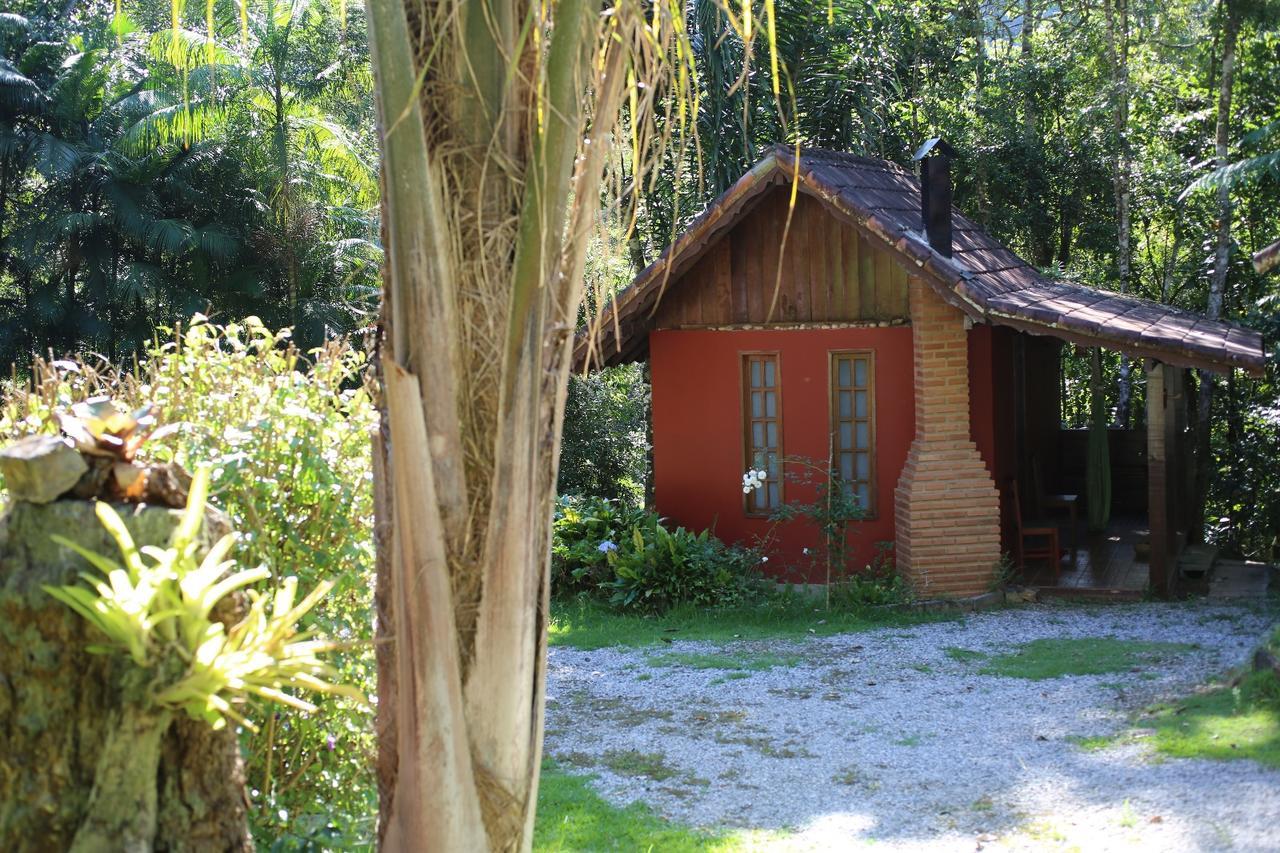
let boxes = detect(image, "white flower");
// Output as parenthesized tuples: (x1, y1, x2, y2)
(761, 556, 769, 563)
(802, 547, 811, 556)
(742, 486, 752, 494)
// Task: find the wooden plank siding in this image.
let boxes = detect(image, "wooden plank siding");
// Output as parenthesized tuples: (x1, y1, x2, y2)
(650, 188, 910, 330)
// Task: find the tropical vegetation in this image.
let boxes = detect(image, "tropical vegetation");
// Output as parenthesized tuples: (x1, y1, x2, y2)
(0, 1, 378, 369)
(0, 0, 1276, 847)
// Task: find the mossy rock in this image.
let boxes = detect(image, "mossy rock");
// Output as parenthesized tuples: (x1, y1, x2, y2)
(0, 500, 250, 851)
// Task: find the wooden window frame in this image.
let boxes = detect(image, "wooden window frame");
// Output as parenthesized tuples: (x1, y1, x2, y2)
(741, 351, 783, 517)
(829, 350, 877, 518)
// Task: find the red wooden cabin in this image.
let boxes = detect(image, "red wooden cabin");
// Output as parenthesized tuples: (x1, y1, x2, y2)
(577, 143, 1267, 598)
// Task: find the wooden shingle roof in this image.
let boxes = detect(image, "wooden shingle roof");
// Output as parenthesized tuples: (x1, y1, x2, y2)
(579, 145, 1268, 377)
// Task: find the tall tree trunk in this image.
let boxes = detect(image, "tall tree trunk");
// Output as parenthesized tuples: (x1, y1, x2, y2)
(972, 0, 989, 226)
(365, 1, 671, 848)
(1087, 348, 1112, 532)
(271, 76, 299, 327)
(1021, 0, 1034, 144)
(1104, 0, 1133, 428)
(1193, 0, 1241, 542)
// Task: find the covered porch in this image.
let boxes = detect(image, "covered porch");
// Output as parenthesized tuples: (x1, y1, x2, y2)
(978, 327, 1211, 598)
(1022, 518, 1150, 596)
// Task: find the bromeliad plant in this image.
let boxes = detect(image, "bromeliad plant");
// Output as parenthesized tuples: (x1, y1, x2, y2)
(42, 464, 362, 849)
(44, 464, 361, 730)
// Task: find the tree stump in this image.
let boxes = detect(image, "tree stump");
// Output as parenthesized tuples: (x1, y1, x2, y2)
(0, 499, 253, 851)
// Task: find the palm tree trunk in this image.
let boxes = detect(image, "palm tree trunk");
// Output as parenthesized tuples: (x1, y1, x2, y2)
(367, 0, 632, 846)
(365, 0, 700, 845)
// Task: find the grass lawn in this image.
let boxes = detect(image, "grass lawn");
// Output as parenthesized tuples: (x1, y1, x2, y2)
(1141, 668, 1280, 768)
(1071, 626, 1280, 768)
(549, 597, 950, 650)
(534, 761, 780, 851)
(979, 637, 1197, 680)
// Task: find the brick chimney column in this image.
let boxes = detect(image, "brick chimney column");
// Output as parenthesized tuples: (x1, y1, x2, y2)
(894, 276, 1002, 597)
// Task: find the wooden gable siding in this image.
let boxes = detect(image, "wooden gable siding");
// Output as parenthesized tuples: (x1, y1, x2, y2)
(651, 188, 910, 329)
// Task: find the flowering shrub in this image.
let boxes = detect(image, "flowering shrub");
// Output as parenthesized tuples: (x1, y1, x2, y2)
(767, 458, 912, 608)
(552, 495, 762, 611)
(551, 496, 650, 595)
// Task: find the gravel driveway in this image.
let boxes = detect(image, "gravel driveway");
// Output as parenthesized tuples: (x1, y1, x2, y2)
(544, 601, 1279, 851)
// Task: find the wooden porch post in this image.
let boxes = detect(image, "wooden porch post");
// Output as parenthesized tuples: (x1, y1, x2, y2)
(1146, 360, 1170, 597)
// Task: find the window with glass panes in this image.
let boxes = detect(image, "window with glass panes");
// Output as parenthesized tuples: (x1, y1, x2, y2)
(831, 352, 874, 513)
(742, 353, 782, 514)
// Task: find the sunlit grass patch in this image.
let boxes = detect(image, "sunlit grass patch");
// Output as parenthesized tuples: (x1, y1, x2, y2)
(534, 761, 782, 851)
(980, 638, 1196, 680)
(944, 646, 988, 662)
(1068, 733, 1122, 751)
(601, 749, 679, 781)
(647, 651, 802, 672)
(1142, 670, 1280, 768)
(1066, 728, 1159, 754)
(548, 598, 951, 650)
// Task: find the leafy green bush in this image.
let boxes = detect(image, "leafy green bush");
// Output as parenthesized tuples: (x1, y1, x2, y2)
(551, 496, 649, 596)
(605, 519, 763, 611)
(1, 316, 377, 848)
(552, 496, 762, 612)
(826, 541, 914, 609)
(558, 365, 649, 504)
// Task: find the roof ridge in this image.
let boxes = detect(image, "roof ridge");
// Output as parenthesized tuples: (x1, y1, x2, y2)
(771, 142, 913, 176)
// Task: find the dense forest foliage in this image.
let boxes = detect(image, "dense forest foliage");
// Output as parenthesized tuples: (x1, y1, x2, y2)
(0, 0, 379, 367)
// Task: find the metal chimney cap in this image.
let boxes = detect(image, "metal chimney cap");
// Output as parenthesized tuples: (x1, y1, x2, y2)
(912, 137, 956, 161)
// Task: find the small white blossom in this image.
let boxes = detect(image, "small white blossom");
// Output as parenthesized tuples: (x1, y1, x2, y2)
(761, 556, 769, 563)
(802, 547, 811, 555)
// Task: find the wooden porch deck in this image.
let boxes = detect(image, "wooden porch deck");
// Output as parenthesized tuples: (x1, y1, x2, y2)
(1022, 517, 1150, 594)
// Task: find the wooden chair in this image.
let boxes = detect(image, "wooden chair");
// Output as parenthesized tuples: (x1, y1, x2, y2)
(1009, 479, 1061, 582)
(1031, 455, 1079, 555)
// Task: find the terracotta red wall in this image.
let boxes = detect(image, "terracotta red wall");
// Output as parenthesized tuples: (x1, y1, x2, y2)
(650, 327, 914, 583)
(967, 324, 1017, 554)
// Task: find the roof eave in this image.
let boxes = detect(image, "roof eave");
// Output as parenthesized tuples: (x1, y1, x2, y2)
(985, 309, 1268, 378)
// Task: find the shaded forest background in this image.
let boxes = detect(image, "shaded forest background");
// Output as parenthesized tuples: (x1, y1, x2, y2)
(1, 0, 1276, 551)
